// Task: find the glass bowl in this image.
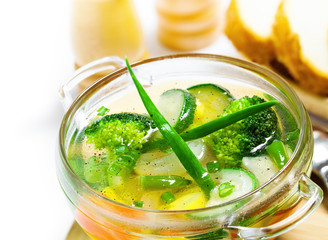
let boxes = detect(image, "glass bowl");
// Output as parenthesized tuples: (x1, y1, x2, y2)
(57, 54, 323, 240)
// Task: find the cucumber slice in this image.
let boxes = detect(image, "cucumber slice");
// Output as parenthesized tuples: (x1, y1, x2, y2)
(242, 155, 279, 186)
(207, 168, 258, 208)
(187, 168, 258, 219)
(187, 83, 234, 125)
(157, 89, 196, 133)
(134, 139, 206, 176)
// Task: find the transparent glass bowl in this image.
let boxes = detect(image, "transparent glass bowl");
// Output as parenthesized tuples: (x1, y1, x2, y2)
(57, 54, 323, 240)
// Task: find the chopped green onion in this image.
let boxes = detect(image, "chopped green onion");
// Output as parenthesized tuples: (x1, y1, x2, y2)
(107, 150, 141, 177)
(126, 58, 215, 198)
(206, 161, 221, 173)
(114, 145, 129, 154)
(161, 191, 176, 204)
(266, 140, 288, 169)
(97, 106, 109, 116)
(140, 175, 192, 190)
(143, 100, 279, 152)
(133, 201, 144, 208)
(218, 182, 235, 198)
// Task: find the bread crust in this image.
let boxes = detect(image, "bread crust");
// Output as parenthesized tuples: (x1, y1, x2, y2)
(225, 0, 276, 64)
(273, 4, 328, 96)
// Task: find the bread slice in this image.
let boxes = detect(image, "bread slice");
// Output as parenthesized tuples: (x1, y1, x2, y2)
(273, 0, 328, 95)
(158, 21, 221, 51)
(225, 0, 281, 63)
(156, 0, 221, 51)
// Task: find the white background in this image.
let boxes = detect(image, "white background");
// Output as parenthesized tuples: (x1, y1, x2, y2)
(0, 0, 242, 239)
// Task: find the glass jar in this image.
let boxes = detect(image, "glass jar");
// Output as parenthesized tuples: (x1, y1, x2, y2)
(71, 0, 148, 89)
(57, 54, 322, 240)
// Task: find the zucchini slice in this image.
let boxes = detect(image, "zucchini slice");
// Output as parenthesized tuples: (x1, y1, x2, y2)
(134, 139, 206, 176)
(242, 155, 279, 186)
(187, 83, 234, 125)
(188, 168, 258, 219)
(157, 89, 196, 133)
(207, 168, 258, 207)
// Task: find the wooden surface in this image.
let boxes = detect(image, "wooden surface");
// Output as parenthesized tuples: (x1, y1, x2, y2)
(66, 203, 328, 240)
(277, 203, 328, 240)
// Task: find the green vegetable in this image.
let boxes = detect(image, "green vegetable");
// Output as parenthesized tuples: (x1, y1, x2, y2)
(133, 201, 144, 208)
(206, 161, 221, 173)
(207, 168, 258, 208)
(266, 140, 288, 169)
(126, 58, 215, 198)
(140, 175, 192, 190)
(107, 150, 141, 177)
(143, 100, 279, 152)
(114, 145, 129, 154)
(187, 83, 234, 125)
(97, 106, 109, 116)
(84, 155, 108, 183)
(84, 112, 154, 184)
(161, 192, 176, 204)
(205, 96, 279, 168)
(218, 182, 235, 198)
(107, 150, 141, 187)
(68, 155, 85, 181)
(85, 112, 154, 152)
(264, 93, 299, 149)
(157, 89, 196, 133)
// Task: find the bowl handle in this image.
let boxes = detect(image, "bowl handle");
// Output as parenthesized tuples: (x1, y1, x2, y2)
(228, 173, 323, 239)
(59, 56, 125, 110)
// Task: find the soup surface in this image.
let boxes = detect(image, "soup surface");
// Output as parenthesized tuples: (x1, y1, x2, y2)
(68, 77, 298, 210)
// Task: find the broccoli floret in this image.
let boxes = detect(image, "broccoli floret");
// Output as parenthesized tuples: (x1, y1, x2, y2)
(205, 96, 279, 168)
(85, 112, 154, 152)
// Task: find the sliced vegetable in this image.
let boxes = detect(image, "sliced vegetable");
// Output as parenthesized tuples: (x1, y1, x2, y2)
(206, 160, 222, 173)
(158, 89, 196, 133)
(266, 140, 289, 169)
(107, 150, 141, 177)
(97, 106, 109, 116)
(161, 192, 176, 204)
(134, 139, 206, 176)
(84, 156, 108, 183)
(242, 155, 279, 186)
(207, 168, 258, 207)
(126, 58, 215, 198)
(218, 182, 235, 198)
(107, 150, 141, 187)
(188, 83, 234, 125)
(133, 201, 144, 208)
(140, 175, 192, 190)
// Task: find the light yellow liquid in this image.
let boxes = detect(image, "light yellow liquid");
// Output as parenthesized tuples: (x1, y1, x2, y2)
(68, 77, 299, 240)
(69, 78, 276, 210)
(72, 0, 148, 67)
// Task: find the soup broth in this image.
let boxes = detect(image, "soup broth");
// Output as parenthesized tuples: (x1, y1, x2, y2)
(68, 77, 298, 211)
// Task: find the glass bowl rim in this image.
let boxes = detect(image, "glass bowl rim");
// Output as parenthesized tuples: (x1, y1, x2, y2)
(58, 53, 309, 214)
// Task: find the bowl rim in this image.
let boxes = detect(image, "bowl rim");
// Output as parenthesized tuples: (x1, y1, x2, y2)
(58, 53, 309, 214)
